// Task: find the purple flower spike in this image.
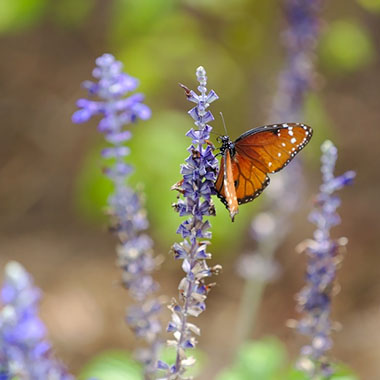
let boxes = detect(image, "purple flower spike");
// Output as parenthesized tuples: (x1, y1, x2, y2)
(0, 262, 74, 380)
(73, 54, 161, 379)
(273, 0, 323, 121)
(291, 140, 355, 377)
(234, 0, 324, 345)
(158, 67, 221, 379)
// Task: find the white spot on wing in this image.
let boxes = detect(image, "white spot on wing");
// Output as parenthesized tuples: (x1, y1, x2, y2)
(291, 137, 296, 144)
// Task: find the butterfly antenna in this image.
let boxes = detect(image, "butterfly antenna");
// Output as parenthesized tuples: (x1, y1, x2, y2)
(220, 112, 228, 135)
(209, 130, 221, 137)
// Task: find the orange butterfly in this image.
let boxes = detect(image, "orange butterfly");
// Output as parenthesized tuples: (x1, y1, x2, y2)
(214, 123, 313, 221)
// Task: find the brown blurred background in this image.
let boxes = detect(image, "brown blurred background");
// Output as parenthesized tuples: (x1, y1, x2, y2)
(0, 0, 379, 379)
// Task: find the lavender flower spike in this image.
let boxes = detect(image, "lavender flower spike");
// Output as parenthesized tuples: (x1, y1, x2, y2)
(0, 261, 74, 380)
(291, 140, 355, 378)
(73, 54, 161, 378)
(158, 67, 221, 379)
(273, 0, 322, 121)
(235, 0, 323, 345)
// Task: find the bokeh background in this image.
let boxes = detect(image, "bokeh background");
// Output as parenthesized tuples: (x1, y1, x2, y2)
(0, 0, 379, 378)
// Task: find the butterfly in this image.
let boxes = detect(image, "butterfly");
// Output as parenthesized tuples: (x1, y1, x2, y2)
(214, 123, 313, 221)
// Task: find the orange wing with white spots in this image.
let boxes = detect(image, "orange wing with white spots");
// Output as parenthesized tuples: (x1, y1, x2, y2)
(234, 123, 312, 174)
(215, 123, 312, 220)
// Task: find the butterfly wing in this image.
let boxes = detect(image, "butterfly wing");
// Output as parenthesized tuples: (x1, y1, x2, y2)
(215, 149, 239, 221)
(232, 152, 270, 205)
(234, 123, 313, 173)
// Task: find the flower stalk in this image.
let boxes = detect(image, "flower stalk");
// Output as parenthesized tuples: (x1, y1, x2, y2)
(158, 67, 221, 379)
(291, 140, 355, 378)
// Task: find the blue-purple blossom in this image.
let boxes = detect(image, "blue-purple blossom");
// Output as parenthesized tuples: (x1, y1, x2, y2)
(273, 0, 322, 121)
(248, 0, 323, 250)
(0, 261, 74, 380)
(292, 140, 355, 378)
(73, 53, 161, 378)
(158, 67, 221, 379)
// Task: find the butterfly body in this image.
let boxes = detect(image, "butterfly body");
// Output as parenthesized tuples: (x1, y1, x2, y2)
(214, 123, 313, 221)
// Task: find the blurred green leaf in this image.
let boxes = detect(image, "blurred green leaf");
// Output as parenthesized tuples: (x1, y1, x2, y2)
(224, 18, 264, 58)
(0, 0, 47, 33)
(111, 0, 176, 43)
(182, 0, 248, 16)
(330, 364, 359, 380)
(236, 338, 286, 378)
(284, 367, 308, 380)
(217, 368, 248, 380)
(320, 20, 375, 73)
(217, 337, 287, 380)
(75, 137, 113, 223)
(158, 346, 205, 377)
(51, 0, 95, 27)
(127, 111, 189, 246)
(116, 10, 245, 99)
(303, 93, 334, 165)
(116, 12, 204, 94)
(78, 350, 142, 380)
(356, 0, 380, 12)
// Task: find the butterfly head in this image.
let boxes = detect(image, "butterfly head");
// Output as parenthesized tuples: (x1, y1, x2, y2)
(218, 135, 235, 156)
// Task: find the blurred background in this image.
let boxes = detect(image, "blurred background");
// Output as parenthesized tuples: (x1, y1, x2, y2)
(0, 0, 379, 378)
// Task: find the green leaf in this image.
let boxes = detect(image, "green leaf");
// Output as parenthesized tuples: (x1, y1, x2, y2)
(237, 338, 286, 377)
(110, 0, 177, 43)
(78, 350, 142, 380)
(182, 0, 248, 16)
(356, 0, 380, 12)
(217, 368, 248, 380)
(74, 136, 114, 223)
(51, 0, 95, 28)
(217, 337, 286, 380)
(320, 20, 375, 73)
(303, 93, 335, 165)
(332, 363, 359, 380)
(116, 11, 246, 98)
(285, 367, 308, 380)
(0, 0, 47, 34)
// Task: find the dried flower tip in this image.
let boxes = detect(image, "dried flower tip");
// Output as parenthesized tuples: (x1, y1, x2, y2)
(179, 83, 192, 97)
